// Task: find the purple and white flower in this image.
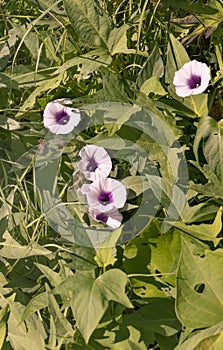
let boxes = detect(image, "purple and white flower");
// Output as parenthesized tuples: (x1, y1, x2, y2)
(80, 174, 127, 213)
(173, 60, 210, 97)
(89, 208, 123, 229)
(43, 99, 81, 134)
(78, 145, 112, 181)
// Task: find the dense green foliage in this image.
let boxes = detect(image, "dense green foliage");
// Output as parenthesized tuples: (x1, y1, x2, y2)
(0, 0, 223, 349)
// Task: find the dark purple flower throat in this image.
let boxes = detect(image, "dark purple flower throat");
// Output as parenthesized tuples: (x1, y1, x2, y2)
(98, 191, 113, 205)
(187, 74, 201, 89)
(86, 157, 98, 172)
(96, 213, 108, 223)
(55, 109, 70, 125)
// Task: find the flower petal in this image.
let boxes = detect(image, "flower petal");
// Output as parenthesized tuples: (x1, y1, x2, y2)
(173, 60, 210, 97)
(89, 208, 123, 229)
(110, 179, 127, 208)
(43, 99, 81, 134)
(81, 174, 127, 213)
(78, 145, 112, 180)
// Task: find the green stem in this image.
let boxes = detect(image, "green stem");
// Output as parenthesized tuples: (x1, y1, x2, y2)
(215, 44, 223, 74)
(136, 0, 150, 52)
(129, 0, 132, 17)
(12, 0, 62, 68)
(128, 272, 175, 278)
(208, 86, 218, 113)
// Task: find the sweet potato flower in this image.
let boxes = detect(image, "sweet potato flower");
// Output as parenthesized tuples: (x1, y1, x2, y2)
(43, 99, 81, 134)
(78, 145, 112, 181)
(173, 60, 210, 97)
(79, 174, 127, 213)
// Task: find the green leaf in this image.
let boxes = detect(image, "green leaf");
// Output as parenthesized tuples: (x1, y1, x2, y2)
(40, 190, 87, 245)
(173, 207, 222, 246)
(102, 104, 148, 138)
(21, 293, 47, 321)
(84, 326, 150, 350)
(12, 23, 40, 61)
(60, 245, 97, 271)
(194, 335, 219, 349)
(134, 93, 182, 140)
(176, 238, 223, 328)
(181, 199, 219, 223)
(74, 67, 129, 105)
(0, 273, 11, 296)
(0, 231, 53, 259)
(124, 225, 168, 298)
(148, 229, 181, 286)
(140, 76, 167, 97)
(47, 316, 57, 350)
(10, 65, 56, 87)
(124, 229, 154, 274)
(189, 162, 220, 186)
(35, 262, 73, 288)
(108, 25, 133, 55)
(166, 0, 218, 14)
(96, 270, 132, 307)
(110, 326, 148, 350)
(7, 301, 47, 350)
(97, 66, 129, 103)
(193, 116, 223, 179)
(188, 94, 208, 118)
(165, 34, 189, 85)
(101, 104, 142, 136)
(0, 73, 18, 89)
(191, 182, 223, 200)
(54, 49, 112, 78)
(94, 247, 117, 268)
(54, 269, 133, 343)
(64, 0, 133, 56)
(0, 305, 9, 349)
(0, 189, 15, 221)
(194, 113, 215, 161)
(123, 298, 181, 336)
(155, 333, 179, 350)
(64, 0, 112, 50)
(122, 176, 147, 197)
(46, 287, 74, 343)
(209, 331, 223, 350)
(0, 117, 20, 131)
(16, 73, 64, 115)
(0, 32, 17, 71)
(137, 46, 164, 88)
(203, 120, 223, 180)
(174, 321, 223, 350)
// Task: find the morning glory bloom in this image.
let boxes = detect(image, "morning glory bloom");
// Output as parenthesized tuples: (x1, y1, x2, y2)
(173, 60, 210, 97)
(79, 174, 127, 213)
(43, 99, 81, 134)
(89, 208, 123, 229)
(78, 145, 112, 181)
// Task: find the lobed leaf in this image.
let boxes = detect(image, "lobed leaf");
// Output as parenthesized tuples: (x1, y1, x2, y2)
(0, 231, 53, 259)
(174, 321, 223, 350)
(174, 207, 222, 246)
(176, 237, 223, 328)
(123, 298, 181, 337)
(54, 269, 132, 343)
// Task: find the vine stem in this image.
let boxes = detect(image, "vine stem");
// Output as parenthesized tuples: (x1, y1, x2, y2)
(128, 272, 175, 278)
